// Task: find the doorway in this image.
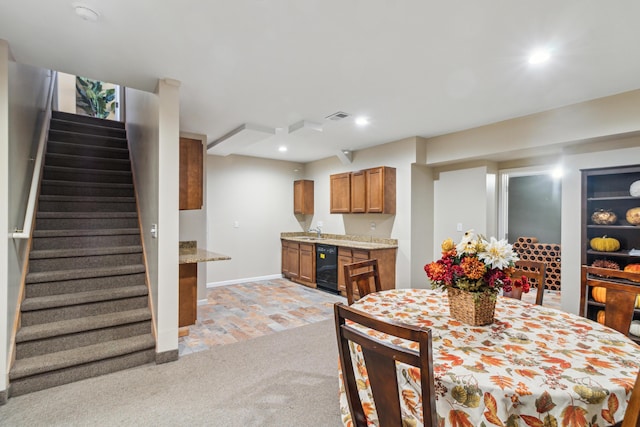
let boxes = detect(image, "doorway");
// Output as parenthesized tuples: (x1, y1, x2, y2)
(498, 168, 562, 244)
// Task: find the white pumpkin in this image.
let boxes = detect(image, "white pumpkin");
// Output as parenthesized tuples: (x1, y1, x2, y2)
(630, 320, 640, 337)
(631, 180, 640, 197)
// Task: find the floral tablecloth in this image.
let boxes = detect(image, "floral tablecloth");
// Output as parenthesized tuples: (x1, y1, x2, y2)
(339, 288, 640, 426)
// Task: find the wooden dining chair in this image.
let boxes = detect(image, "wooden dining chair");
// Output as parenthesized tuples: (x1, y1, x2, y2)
(344, 259, 382, 305)
(580, 265, 640, 337)
(334, 302, 437, 427)
(622, 369, 640, 427)
(513, 260, 547, 305)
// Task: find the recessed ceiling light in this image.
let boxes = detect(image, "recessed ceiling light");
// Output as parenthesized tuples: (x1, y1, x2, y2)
(278, 146, 287, 152)
(355, 117, 369, 126)
(528, 48, 551, 65)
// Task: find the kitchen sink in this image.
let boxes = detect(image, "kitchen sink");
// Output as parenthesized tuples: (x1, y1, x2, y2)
(298, 236, 325, 241)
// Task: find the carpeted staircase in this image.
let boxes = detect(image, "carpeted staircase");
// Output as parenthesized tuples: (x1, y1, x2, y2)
(9, 111, 156, 397)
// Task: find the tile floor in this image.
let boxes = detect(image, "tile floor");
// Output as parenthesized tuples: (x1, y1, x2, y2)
(178, 278, 345, 356)
(178, 279, 562, 357)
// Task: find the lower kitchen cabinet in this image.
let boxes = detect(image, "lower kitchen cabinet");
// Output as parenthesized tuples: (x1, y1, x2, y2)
(281, 240, 316, 287)
(337, 247, 397, 297)
(179, 263, 197, 328)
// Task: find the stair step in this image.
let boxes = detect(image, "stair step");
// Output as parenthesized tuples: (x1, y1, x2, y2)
(33, 228, 140, 238)
(40, 179, 134, 197)
(37, 211, 138, 219)
(47, 140, 130, 160)
(30, 245, 142, 260)
(52, 111, 125, 129)
(21, 285, 148, 313)
(43, 165, 132, 185)
(38, 195, 136, 213)
(50, 118, 127, 139)
(16, 308, 151, 343)
(48, 129, 127, 149)
(45, 152, 132, 171)
(26, 264, 146, 284)
(9, 335, 155, 380)
(26, 272, 146, 298)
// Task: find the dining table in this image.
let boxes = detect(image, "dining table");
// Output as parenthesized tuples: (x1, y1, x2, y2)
(339, 288, 640, 426)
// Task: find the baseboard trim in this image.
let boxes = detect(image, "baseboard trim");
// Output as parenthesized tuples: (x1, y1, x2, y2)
(155, 349, 179, 364)
(207, 274, 283, 288)
(0, 388, 7, 405)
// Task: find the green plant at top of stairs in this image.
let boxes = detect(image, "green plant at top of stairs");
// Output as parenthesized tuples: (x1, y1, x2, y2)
(76, 77, 115, 119)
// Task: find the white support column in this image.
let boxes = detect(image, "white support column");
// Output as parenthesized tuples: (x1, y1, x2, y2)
(156, 78, 180, 354)
(0, 39, 10, 396)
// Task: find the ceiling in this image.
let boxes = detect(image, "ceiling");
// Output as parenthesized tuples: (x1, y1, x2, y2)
(2, 1, 640, 163)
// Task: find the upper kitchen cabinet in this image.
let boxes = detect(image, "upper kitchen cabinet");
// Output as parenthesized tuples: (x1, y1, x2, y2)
(294, 180, 314, 215)
(330, 166, 396, 214)
(366, 166, 396, 214)
(179, 137, 203, 210)
(330, 172, 351, 213)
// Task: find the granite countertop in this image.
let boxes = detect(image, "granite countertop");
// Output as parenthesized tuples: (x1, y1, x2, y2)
(179, 241, 231, 264)
(280, 232, 398, 250)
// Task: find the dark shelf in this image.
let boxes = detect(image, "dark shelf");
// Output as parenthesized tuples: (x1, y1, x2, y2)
(587, 249, 640, 258)
(587, 196, 640, 201)
(587, 224, 640, 230)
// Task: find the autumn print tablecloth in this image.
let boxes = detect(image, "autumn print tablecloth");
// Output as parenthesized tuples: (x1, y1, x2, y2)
(339, 288, 640, 426)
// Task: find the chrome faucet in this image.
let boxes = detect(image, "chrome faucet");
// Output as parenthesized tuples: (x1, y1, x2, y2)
(308, 226, 322, 238)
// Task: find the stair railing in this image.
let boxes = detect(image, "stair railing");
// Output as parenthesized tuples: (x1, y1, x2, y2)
(11, 70, 57, 239)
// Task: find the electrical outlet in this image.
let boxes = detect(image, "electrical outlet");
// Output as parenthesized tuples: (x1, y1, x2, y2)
(233, 221, 240, 228)
(317, 221, 323, 227)
(370, 222, 376, 230)
(456, 223, 463, 232)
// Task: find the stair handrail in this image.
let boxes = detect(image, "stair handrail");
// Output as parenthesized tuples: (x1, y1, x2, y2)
(11, 70, 57, 239)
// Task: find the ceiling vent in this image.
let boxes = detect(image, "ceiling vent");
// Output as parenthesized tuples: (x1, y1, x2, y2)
(325, 111, 350, 121)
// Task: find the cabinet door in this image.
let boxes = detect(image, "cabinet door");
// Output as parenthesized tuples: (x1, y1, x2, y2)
(330, 173, 351, 213)
(179, 137, 203, 210)
(337, 247, 353, 292)
(294, 180, 314, 215)
(285, 242, 300, 280)
(299, 243, 316, 283)
(350, 171, 366, 213)
(366, 166, 396, 214)
(179, 264, 198, 327)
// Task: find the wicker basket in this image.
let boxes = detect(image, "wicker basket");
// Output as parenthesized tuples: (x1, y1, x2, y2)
(447, 287, 496, 326)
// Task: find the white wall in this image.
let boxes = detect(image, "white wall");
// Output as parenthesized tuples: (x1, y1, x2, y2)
(305, 137, 420, 288)
(57, 72, 75, 114)
(1, 41, 50, 395)
(205, 154, 304, 284)
(126, 86, 160, 320)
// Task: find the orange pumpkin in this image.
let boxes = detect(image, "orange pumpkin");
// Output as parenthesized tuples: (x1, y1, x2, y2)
(592, 287, 607, 303)
(597, 310, 605, 324)
(624, 264, 640, 282)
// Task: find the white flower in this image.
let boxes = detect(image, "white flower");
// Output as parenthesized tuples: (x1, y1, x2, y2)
(478, 237, 518, 269)
(456, 230, 478, 254)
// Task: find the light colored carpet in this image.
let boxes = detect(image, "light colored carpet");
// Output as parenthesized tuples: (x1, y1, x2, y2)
(0, 319, 342, 426)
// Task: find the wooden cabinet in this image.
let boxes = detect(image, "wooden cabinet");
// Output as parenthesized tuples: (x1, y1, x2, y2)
(179, 137, 203, 210)
(366, 166, 396, 214)
(294, 180, 314, 214)
(281, 240, 315, 286)
(330, 173, 351, 213)
(337, 246, 397, 297)
(298, 243, 316, 283)
(350, 171, 366, 213)
(581, 164, 640, 328)
(330, 166, 396, 214)
(179, 263, 197, 327)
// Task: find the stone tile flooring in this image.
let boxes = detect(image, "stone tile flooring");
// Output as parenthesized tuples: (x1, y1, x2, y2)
(178, 279, 562, 357)
(178, 278, 345, 356)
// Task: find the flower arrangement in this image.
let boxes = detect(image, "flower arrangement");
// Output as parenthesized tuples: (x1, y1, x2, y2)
(424, 230, 529, 298)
